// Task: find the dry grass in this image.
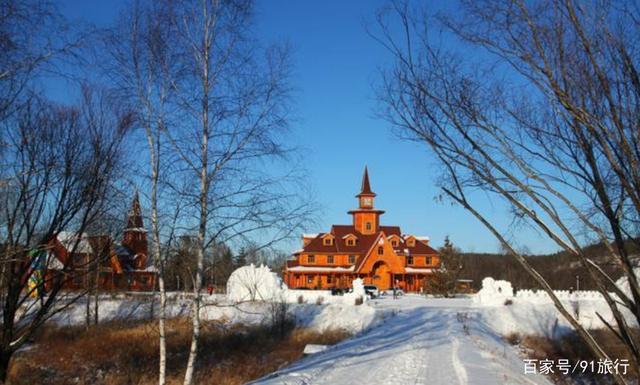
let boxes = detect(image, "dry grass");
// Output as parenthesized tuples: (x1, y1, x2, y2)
(9, 319, 351, 385)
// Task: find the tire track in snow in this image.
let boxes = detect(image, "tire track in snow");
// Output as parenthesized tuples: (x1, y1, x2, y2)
(451, 336, 469, 385)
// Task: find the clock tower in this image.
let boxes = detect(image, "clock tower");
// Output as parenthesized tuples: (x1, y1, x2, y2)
(349, 166, 385, 234)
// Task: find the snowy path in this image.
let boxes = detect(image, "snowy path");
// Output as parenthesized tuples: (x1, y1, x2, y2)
(251, 296, 553, 385)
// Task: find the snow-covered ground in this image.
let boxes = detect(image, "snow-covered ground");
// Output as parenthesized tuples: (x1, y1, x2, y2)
(251, 295, 554, 385)
(48, 293, 387, 334)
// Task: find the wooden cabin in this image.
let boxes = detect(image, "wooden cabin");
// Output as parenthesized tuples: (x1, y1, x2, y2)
(284, 167, 440, 292)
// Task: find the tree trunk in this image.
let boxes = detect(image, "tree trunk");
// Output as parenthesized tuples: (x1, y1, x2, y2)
(0, 348, 13, 384)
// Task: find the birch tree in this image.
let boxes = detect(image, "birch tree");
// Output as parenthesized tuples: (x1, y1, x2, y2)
(103, 2, 181, 382)
(164, 2, 310, 383)
(375, 1, 640, 382)
(105, 1, 313, 383)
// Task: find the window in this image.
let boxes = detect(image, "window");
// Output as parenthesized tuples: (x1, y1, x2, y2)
(307, 255, 315, 264)
(307, 275, 315, 284)
(391, 240, 398, 247)
(426, 257, 432, 265)
(327, 255, 334, 264)
(407, 239, 415, 247)
(366, 222, 372, 231)
(407, 256, 414, 265)
(377, 246, 384, 255)
(407, 276, 414, 284)
(327, 275, 333, 284)
(323, 238, 333, 246)
(347, 239, 355, 246)
(348, 255, 356, 264)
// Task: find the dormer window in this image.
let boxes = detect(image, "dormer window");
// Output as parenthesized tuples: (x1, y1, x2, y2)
(343, 233, 358, 246)
(391, 240, 398, 247)
(406, 238, 415, 247)
(377, 246, 384, 255)
(323, 238, 333, 246)
(366, 222, 372, 231)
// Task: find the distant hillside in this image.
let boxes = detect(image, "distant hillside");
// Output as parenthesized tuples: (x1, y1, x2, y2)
(458, 240, 640, 291)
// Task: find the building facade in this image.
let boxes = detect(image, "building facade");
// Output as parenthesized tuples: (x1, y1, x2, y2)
(284, 167, 440, 292)
(44, 192, 156, 292)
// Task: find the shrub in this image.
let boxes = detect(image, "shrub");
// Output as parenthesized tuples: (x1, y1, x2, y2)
(505, 332, 520, 345)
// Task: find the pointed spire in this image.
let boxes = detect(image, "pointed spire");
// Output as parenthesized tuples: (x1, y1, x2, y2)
(126, 190, 144, 229)
(357, 165, 376, 197)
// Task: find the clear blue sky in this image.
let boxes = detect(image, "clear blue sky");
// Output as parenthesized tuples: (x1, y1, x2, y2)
(56, 0, 558, 254)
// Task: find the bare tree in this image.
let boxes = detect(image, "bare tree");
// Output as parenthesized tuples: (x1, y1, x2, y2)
(0, 91, 131, 382)
(103, 1, 314, 383)
(160, 2, 311, 383)
(102, 2, 181, 382)
(0, 0, 82, 122)
(374, 1, 640, 383)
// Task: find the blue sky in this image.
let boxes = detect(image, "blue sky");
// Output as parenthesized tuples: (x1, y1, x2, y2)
(56, 0, 558, 254)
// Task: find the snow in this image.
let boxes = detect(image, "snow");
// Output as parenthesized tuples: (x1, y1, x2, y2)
(303, 344, 329, 355)
(250, 296, 553, 385)
(46, 292, 383, 335)
(615, 267, 640, 298)
(472, 277, 636, 337)
(286, 266, 355, 272)
(226, 264, 287, 302)
(405, 267, 434, 273)
(473, 277, 514, 306)
(42, 274, 636, 385)
(56, 231, 92, 253)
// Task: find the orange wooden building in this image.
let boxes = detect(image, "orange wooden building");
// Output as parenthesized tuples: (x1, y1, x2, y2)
(284, 167, 440, 292)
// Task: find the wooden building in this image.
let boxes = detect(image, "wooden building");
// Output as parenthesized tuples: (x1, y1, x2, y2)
(284, 167, 440, 292)
(43, 192, 156, 292)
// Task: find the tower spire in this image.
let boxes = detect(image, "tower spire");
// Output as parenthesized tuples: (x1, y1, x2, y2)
(356, 165, 376, 197)
(126, 190, 144, 229)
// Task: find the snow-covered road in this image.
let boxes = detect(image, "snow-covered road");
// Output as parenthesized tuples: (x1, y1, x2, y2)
(252, 296, 553, 385)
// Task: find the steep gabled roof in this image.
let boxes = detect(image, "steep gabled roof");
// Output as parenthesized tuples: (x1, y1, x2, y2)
(126, 191, 144, 229)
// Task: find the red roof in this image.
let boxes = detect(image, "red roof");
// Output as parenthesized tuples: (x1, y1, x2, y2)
(300, 224, 437, 258)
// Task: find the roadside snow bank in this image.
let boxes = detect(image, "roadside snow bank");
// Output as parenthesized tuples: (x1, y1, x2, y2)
(301, 304, 384, 334)
(49, 294, 386, 334)
(472, 277, 637, 337)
